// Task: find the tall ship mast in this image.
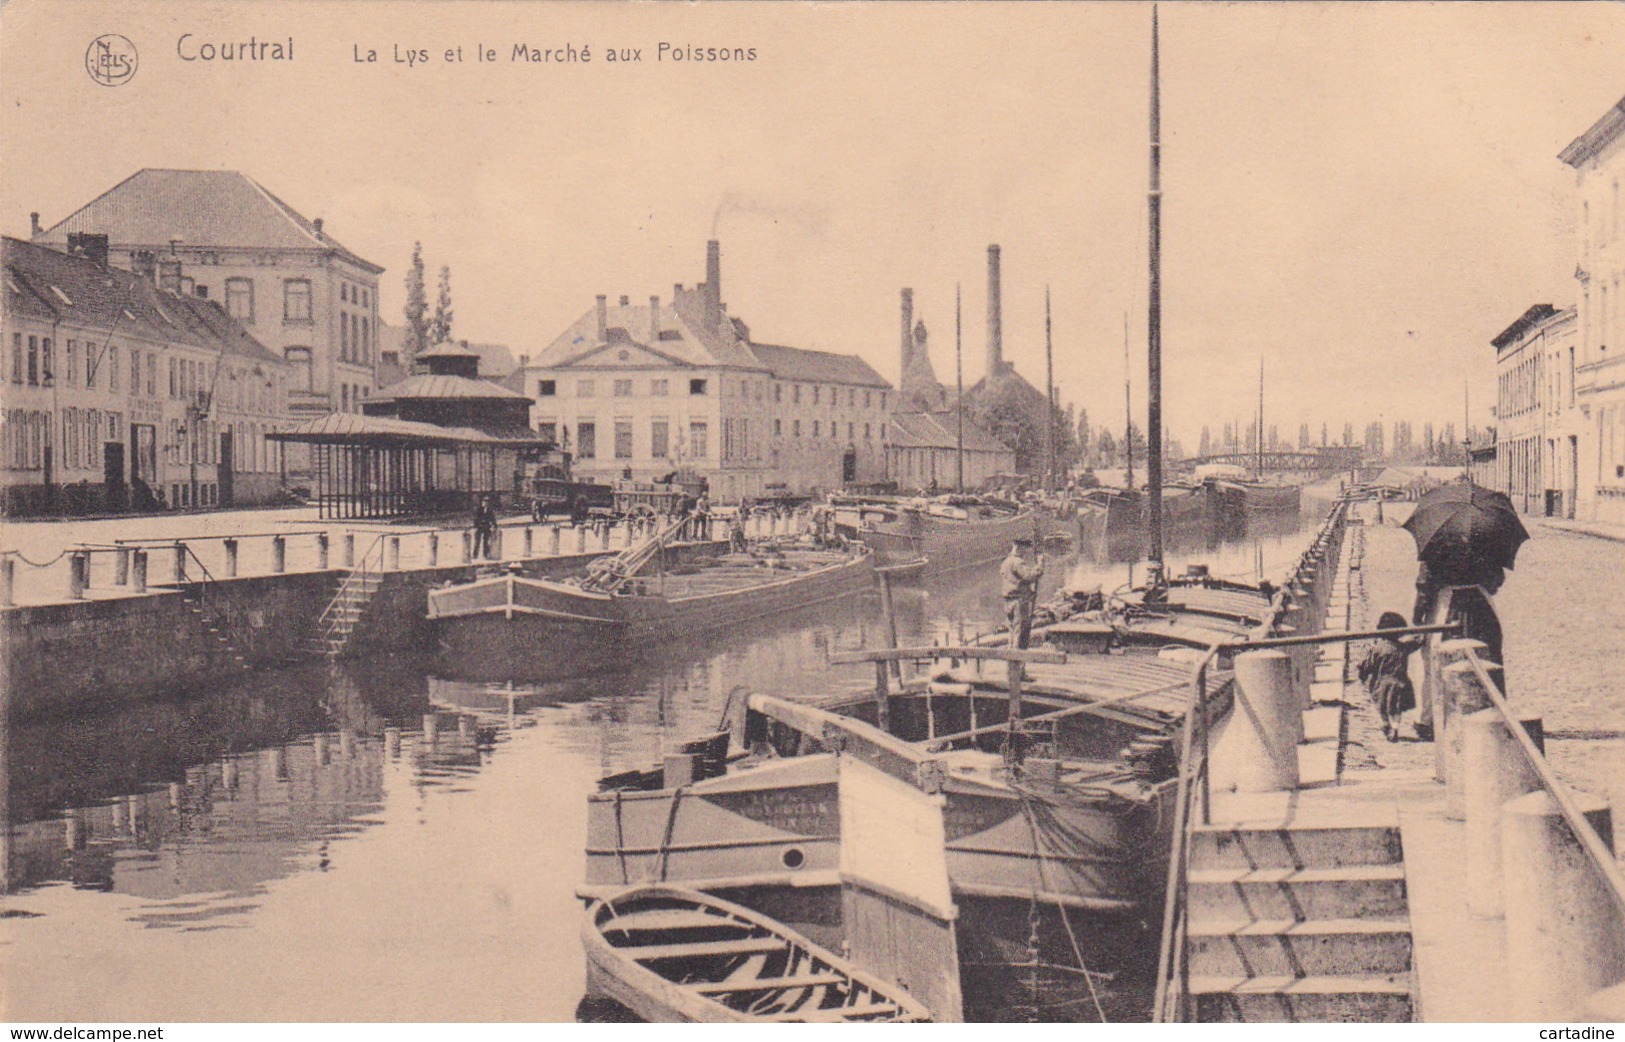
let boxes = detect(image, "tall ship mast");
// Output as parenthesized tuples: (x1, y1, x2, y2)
(1145, 4, 1166, 590)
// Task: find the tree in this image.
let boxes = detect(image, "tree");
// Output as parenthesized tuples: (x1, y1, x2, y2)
(1198, 425, 1211, 457)
(1075, 407, 1091, 464)
(403, 242, 429, 363)
(1096, 427, 1117, 466)
(431, 265, 454, 346)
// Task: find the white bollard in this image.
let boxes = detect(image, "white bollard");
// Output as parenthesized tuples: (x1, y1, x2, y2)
(549, 525, 560, 556)
(1439, 643, 1493, 816)
(1502, 790, 1624, 1020)
(575, 526, 587, 555)
(1218, 649, 1300, 793)
(1464, 708, 1544, 918)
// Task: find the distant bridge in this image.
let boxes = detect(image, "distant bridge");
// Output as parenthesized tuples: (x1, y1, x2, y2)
(1175, 448, 1366, 474)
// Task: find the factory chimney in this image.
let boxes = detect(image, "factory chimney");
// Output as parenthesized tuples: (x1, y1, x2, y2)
(704, 239, 723, 329)
(595, 295, 608, 340)
(900, 288, 914, 376)
(649, 296, 661, 344)
(986, 244, 1003, 379)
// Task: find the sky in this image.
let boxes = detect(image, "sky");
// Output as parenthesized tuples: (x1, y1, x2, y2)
(3, 1, 1623, 450)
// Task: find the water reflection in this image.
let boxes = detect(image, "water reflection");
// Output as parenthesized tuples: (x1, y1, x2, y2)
(2, 507, 1325, 1019)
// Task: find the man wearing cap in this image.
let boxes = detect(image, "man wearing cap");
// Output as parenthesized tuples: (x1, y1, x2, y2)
(1000, 537, 1045, 649)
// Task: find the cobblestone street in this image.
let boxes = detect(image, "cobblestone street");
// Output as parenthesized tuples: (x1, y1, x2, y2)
(1345, 501, 1625, 834)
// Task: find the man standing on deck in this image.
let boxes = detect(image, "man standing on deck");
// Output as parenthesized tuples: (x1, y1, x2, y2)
(1000, 537, 1045, 649)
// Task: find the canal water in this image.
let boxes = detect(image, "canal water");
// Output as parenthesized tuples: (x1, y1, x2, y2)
(0, 498, 1455, 1022)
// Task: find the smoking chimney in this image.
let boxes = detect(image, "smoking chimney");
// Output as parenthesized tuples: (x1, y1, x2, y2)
(705, 239, 722, 328)
(29, 212, 41, 238)
(596, 295, 608, 340)
(900, 288, 914, 375)
(986, 244, 1003, 378)
(649, 295, 661, 344)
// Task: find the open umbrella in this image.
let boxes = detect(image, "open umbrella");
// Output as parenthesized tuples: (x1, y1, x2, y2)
(1401, 481, 1529, 581)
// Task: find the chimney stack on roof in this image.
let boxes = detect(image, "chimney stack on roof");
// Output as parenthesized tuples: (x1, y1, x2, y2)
(130, 250, 158, 282)
(29, 212, 41, 238)
(649, 295, 661, 344)
(619, 295, 630, 306)
(157, 258, 184, 295)
(986, 244, 1003, 379)
(66, 232, 110, 269)
(313, 217, 324, 240)
(596, 295, 608, 340)
(900, 288, 914, 376)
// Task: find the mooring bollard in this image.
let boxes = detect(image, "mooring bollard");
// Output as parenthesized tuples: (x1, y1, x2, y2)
(68, 551, 88, 600)
(549, 525, 561, 556)
(1465, 708, 1545, 918)
(344, 533, 356, 568)
(384, 727, 402, 759)
(523, 526, 534, 558)
(1432, 637, 1488, 786)
(224, 538, 239, 578)
(132, 550, 147, 593)
(1443, 633, 1488, 786)
(1217, 649, 1300, 793)
(316, 533, 330, 570)
(171, 541, 187, 582)
(313, 733, 330, 765)
(115, 546, 131, 586)
(388, 536, 401, 571)
(1502, 790, 1624, 1020)
(575, 525, 588, 555)
(423, 713, 440, 745)
(0, 554, 13, 606)
(271, 536, 286, 574)
(428, 532, 439, 567)
(462, 530, 474, 563)
(1442, 654, 1498, 820)
(339, 731, 356, 759)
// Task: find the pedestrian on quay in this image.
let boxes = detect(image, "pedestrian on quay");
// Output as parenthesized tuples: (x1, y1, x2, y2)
(472, 495, 498, 559)
(1000, 537, 1045, 649)
(1358, 611, 1423, 742)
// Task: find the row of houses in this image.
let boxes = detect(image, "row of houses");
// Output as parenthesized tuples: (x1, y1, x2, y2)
(1484, 94, 1625, 525)
(3, 169, 1023, 516)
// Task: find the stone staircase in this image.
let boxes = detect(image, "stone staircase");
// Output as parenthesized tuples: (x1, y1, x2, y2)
(180, 587, 252, 673)
(1184, 818, 1416, 1022)
(313, 571, 383, 658)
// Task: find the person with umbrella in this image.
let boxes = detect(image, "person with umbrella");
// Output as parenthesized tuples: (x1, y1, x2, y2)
(1404, 480, 1527, 720)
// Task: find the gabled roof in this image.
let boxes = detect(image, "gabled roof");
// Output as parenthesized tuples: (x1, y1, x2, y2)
(1560, 96, 1625, 168)
(268, 412, 546, 447)
(749, 342, 890, 389)
(35, 169, 383, 274)
(889, 410, 1013, 454)
(1491, 304, 1561, 352)
(2, 236, 281, 364)
(531, 299, 763, 371)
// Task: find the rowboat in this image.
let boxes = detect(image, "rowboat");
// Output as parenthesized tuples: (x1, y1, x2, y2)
(582, 885, 932, 1022)
(830, 495, 1034, 573)
(427, 544, 875, 651)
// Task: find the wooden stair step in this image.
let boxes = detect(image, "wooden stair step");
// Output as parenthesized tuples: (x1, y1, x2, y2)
(625, 936, 783, 961)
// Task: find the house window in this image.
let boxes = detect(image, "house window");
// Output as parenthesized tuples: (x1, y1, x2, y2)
(341, 384, 351, 413)
(284, 347, 314, 391)
(849, 389, 856, 406)
(813, 420, 821, 437)
(128, 349, 139, 395)
(361, 318, 370, 362)
(848, 423, 855, 440)
(11, 333, 21, 383)
(774, 419, 782, 436)
(577, 380, 596, 397)
(340, 313, 350, 360)
(650, 419, 669, 458)
(812, 386, 820, 405)
(226, 278, 254, 322)
(614, 379, 633, 397)
(793, 385, 802, 404)
(284, 279, 312, 321)
(689, 421, 708, 458)
(108, 346, 119, 393)
(865, 423, 871, 439)
(577, 421, 596, 458)
(26, 336, 38, 385)
(615, 420, 634, 459)
(650, 379, 669, 397)
(41, 338, 53, 385)
(66, 340, 78, 388)
(538, 380, 556, 396)
(774, 384, 782, 403)
(689, 378, 708, 396)
(538, 421, 557, 444)
(147, 355, 157, 397)
(865, 391, 872, 408)
(881, 393, 888, 410)
(793, 420, 801, 438)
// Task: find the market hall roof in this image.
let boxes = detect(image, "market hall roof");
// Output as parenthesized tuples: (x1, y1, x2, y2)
(34, 168, 383, 274)
(2, 236, 281, 365)
(268, 412, 549, 447)
(369, 373, 533, 402)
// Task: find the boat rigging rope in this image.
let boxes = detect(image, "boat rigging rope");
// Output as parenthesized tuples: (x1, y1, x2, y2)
(1016, 785, 1109, 1023)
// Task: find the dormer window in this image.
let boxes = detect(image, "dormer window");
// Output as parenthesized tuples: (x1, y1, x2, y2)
(689, 378, 708, 396)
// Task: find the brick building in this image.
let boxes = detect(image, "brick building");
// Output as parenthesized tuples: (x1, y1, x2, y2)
(2, 236, 289, 514)
(510, 241, 893, 501)
(1488, 304, 1579, 516)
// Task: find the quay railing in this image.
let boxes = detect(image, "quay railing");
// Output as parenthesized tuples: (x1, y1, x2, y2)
(0, 507, 805, 608)
(1151, 495, 1351, 1023)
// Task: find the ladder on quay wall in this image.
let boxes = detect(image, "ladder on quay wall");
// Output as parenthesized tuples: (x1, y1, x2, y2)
(175, 545, 252, 674)
(313, 534, 385, 658)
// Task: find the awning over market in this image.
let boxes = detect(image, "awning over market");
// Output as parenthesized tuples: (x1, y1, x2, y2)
(267, 412, 553, 449)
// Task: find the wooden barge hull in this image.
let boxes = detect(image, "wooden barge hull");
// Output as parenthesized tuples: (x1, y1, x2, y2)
(850, 509, 1037, 574)
(428, 549, 875, 652)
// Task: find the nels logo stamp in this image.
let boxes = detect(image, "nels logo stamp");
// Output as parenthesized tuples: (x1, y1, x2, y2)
(86, 34, 138, 86)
